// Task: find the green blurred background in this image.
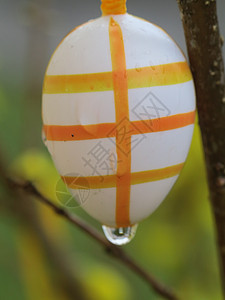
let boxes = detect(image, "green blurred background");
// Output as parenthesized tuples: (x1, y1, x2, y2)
(0, 0, 225, 299)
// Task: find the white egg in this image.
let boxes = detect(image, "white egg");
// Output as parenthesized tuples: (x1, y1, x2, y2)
(42, 7, 195, 244)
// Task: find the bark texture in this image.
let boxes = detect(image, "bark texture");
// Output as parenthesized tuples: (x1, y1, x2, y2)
(177, 0, 225, 293)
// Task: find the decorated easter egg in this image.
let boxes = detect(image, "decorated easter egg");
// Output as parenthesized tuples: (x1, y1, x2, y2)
(42, 0, 195, 244)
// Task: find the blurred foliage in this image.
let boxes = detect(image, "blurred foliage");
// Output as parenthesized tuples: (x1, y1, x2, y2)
(0, 1, 223, 300)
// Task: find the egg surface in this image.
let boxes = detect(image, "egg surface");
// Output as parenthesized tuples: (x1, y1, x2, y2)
(42, 13, 195, 228)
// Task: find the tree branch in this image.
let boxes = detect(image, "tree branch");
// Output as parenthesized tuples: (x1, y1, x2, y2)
(0, 172, 89, 300)
(8, 178, 179, 300)
(177, 0, 225, 294)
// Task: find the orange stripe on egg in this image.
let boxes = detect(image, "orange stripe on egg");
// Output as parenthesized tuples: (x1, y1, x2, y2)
(62, 163, 184, 189)
(109, 17, 131, 227)
(131, 163, 184, 185)
(127, 62, 192, 89)
(44, 123, 114, 141)
(131, 110, 195, 134)
(62, 173, 116, 189)
(43, 72, 113, 94)
(43, 111, 195, 141)
(43, 62, 192, 94)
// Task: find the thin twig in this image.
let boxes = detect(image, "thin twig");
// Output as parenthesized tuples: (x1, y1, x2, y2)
(176, 0, 225, 294)
(8, 178, 179, 300)
(0, 173, 89, 300)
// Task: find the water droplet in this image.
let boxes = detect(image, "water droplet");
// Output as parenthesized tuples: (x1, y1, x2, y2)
(135, 63, 142, 73)
(102, 224, 138, 245)
(151, 65, 156, 71)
